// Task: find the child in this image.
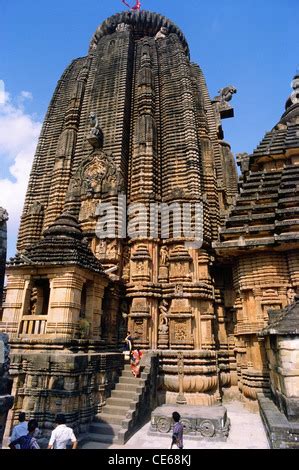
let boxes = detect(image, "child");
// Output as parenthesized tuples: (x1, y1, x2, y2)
(171, 412, 184, 449)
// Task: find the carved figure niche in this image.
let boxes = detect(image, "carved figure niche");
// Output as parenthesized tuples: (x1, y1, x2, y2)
(26, 279, 50, 316)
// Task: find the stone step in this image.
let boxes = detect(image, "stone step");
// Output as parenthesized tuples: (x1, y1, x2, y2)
(104, 405, 129, 416)
(106, 397, 132, 407)
(89, 422, 121, 436)
(85, 432, 119, 444)
(118, 376, 143, 385)
(115, 383, 141, 391)
(97, 413, 125, 426)
(110, 390, 139, 400)
(122, 370, 135, 378)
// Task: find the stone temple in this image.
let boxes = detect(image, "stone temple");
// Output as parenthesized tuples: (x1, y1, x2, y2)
(1, 10, 299, 447)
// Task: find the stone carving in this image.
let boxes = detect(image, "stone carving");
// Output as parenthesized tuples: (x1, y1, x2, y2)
(67, 176, 81, 198)
(217, 86, 237, 103)
(0, 208, 8, 222)
(79, 199, 98, 222)
(95, 240, 107, 258)
(174, 284, 184, 296)
(160, 246, 169, 266)
(87, 112, 104, 149)
(78, 319, 91, 339)
(133, 319, 144, 339)
(136, 261, 144, 273)
(180, 418, 192, 434)
(28, 287, 38, 315)
(156, 416, 171, 433)
(151, 405, 230, 440)
(68, 149, 124, 203)
(176, 351, 187, 405)
(106, 240, 118, 258)
(116, 23, 131, 32)
(155, 27, 169, 41)
(27, 201, 43, 215)
(82, 158, 106, 197)
(199, 420, 215, 437)
(175, 322, 187, 341)
(236, 152, 250, 174)
(158, 300, 169, 334)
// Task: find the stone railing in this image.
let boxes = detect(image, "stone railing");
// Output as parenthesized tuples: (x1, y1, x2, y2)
(0, 319, 97, 340)
(18, 315, 47, 335)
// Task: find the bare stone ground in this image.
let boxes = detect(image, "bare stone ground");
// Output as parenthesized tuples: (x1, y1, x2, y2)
(81, 401, 270, 449)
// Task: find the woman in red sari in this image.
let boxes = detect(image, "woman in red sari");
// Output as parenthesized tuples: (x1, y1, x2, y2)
(130, 348, 143, 377)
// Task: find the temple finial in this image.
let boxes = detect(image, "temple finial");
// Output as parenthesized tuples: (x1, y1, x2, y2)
(121, 0, 141, 11)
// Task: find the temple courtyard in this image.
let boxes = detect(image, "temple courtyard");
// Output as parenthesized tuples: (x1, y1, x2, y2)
(80, 401, 269, 449)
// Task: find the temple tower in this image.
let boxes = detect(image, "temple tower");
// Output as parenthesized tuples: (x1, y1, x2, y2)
(1, 9, 241, 424)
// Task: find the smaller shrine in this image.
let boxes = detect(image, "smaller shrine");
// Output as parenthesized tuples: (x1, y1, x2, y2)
(258, 295, 299, 448)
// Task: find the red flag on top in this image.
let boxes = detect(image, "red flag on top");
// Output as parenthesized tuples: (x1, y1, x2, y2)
(121, 0, 141, 10)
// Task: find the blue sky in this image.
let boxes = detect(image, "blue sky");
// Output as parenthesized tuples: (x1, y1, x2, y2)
(0, 0, 298, 257)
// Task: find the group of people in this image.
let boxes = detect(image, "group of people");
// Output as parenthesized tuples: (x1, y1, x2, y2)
(9, 412, 77, 450)
(9, 410, 184, 450)
(124, 331, 143, 378)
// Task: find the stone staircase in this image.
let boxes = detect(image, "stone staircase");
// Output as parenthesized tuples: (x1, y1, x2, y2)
(87, 362, 148, 445)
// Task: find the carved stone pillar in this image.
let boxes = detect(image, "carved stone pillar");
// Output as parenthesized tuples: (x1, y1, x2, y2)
(46, 272, 83, 338)
(129, 298, 150, 349)
(91, 281, 106, 339)
(0, 274, 28, 335)
(169, 246, 192, 283)
(131, 245, 151, 282)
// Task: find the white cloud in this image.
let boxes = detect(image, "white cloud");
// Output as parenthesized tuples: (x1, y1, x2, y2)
(20, 91, 33, 101)
(0, 81, 42, 256)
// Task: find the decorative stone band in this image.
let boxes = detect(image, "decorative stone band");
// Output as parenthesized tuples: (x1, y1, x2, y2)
(241, 369, 270, 400)
(158, 350, 219, 399)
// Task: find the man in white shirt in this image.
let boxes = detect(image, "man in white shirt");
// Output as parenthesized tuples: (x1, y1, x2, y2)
(10, 412, 28, 449)
(48, 414, 78, 449)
